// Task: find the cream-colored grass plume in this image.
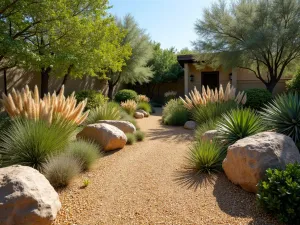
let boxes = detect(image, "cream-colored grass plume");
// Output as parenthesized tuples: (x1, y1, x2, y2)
(180, 82, 247, 110)
(1, 85, 89, 125)
(137, 95, 150, 103)
(121, 99, 137, 115)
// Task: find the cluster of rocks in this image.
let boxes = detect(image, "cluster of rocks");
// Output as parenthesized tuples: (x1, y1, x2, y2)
(202, 130, 300, 193)
(134, 109, 149, 119)
(77, 120, 136, 151)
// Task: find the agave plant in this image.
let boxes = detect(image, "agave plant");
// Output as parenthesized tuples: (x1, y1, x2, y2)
(217, 108, 265, 145)
(260, 92, 300, 143)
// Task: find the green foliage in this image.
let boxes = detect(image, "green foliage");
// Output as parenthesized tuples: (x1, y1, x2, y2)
(75, 90, 108, 110)
(0, 119, 76, 170)
(120, 111, 138, 129)
(114, 89, 138, 103)
(194, 0, 300, 92)
(192, 101, 238, 125)
(135, 130, 145, 141)
(125, 133, 136, 145)
(260, 92, 300, 143)
(85, 103, 121, 125)
(257, 163, 300, 224)
(286, 70, 300, 93)
(217, 108, 264, 146)
(65, 140, 101, 171)
(195, 119, 217, 141)
(244, 88, 273, 110)
(162, 99, 188, 126)
(0, 112, 11, 133)
(186, 140, 226, 174)
(137, 102, 152, 113)
(43, 154, 81, 188)
(83, 179, 90, 188)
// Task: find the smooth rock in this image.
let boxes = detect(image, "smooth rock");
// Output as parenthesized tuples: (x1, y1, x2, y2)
(99, 120, 136, 133)
(0, 165, 61, 225)
(201, 130, 219, 141)
(134, 112, 144, 119)
(136, 109, 149, 117)
(223, 132, 300, 193)
(184, 121, 196, 130)
(77, 123, 127, 151)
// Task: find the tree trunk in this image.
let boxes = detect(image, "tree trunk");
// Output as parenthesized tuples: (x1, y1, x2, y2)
(57, 65, 73, 93)
(265, 80, 277, 93)
(107, 82, 115, 100)
(41, 67, 51, 97)
(3, 69, 7, 95)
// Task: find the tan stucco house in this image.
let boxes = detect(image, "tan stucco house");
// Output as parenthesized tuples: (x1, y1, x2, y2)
(177, 54, 289, 95)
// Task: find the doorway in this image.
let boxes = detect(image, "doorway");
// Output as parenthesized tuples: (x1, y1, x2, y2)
(201, 71, 219, 89)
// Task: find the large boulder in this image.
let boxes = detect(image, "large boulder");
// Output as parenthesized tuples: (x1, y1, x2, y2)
(0, 165, 61, 225)
(98, 120, 136, 133)
(223, 132, 300, 193)
(201, 130, 219, 141)
(77, 123, 127, 151)
(184, 121, 196, 130)
(134, 111, 144, 119)
(136, 109, 149, 117)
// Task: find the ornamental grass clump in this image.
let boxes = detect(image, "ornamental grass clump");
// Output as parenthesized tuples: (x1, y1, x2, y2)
(1, 85, 88, 125)
(136, 94, 150, 103)
(135, 130, 145, 141)
(162, 99, 188, 126)
(85, 103, 121, 125)
(125, 133, 136, 145)
(186, 139, 226, 174)
(164, 91, 177, 103)
(260, 92, 300, 144)
(137, 102, 152, 113)
(181, 82, 246, 110)
(217, 108, 264, 146)
(121, 100, 137, 116)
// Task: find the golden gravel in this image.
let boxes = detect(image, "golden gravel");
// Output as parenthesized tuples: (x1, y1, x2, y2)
(53, 108, 281, 225)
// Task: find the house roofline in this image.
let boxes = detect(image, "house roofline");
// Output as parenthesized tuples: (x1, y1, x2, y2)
(177, 54, 197, 67)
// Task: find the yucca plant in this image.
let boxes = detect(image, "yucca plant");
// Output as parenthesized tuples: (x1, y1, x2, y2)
(121, 99, 137, 116)
(85, 103, 121, 125)
(217, 108, 265, 145)
(0, 118, 76, 170)
(186, 139, 226, 174)
(260, 92, 300, 144)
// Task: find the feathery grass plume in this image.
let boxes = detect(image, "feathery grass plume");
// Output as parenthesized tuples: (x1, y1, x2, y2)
(136, 95, 150, 103)
(121, 100, 137, 116)
(1, 85, 89, 125)
(180, 82, 247, 110)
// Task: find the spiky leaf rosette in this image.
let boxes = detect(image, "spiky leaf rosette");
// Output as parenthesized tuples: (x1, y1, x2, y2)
(260, 92, 300, 143)
(217, 108, 265, 145)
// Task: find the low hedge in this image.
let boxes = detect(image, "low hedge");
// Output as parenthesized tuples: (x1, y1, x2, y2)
(244, 88, 272, 110)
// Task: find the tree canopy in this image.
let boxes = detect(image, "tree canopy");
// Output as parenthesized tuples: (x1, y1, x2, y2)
(194, 0, 300, 92)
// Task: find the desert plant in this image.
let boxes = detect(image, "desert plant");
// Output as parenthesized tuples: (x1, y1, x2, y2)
(217, 108, 265, 145)
(244, 88, 272, 110)
(164, 91, 177, 103)
(286, 70, 300, 93)
(114, 89, 138, 103)
(136, 94, 150, 103)
(120, 111, 138, 129)
(126, 133, 136, 145)
(1, 85, 89, 125)
(257, 163, 300, 224)
(192, 100, 238, 125)
(186, 139, 226, 174)
(180, 82, 246, 110)
(82, 179, 90, 187)
(43, 154, 81, 188)
(137, 102, 151, 113)
(65, 140, 101, 171)
(85, 103, 121, 125)
(195, 119, 217, 141)
(121, 100, 137, 116)
(135, 130, 145, 141)
(75, 90, 108, 110)
(260, 92, 300, 143)
(162, 99, 188, 126)
(0, 119, 76, 170)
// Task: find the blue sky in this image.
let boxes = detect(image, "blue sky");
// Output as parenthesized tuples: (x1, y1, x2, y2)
(109, 0, 215, 51)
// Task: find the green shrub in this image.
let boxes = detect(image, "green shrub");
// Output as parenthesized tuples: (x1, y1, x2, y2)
(135, 130, 145, 141)
(244, 88, 272, 110)
(217, 108, 264, 146)
(162, 99, 188, 126)
(192, 101, 238, 125)
(260, 92, 300, 143)
(65, 140, 101, 171)
(0, 119, 76, 170)
(257, 163, 300, 224)
(120, 111, 138, 130)
(186, 139, 226, 174)
(43, 154, 81, 188)
(286, 70, 300, 93)
(114, 89, 138, 103)
(137, 102, 152, 113)
(195, 119, 217, 141)
(126, 133, 136, 145)
(75, 90, 108, 110)
(85, 103, 121, 125)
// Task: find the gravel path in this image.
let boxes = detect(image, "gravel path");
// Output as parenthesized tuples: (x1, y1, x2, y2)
(54, 108, 279, 225)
